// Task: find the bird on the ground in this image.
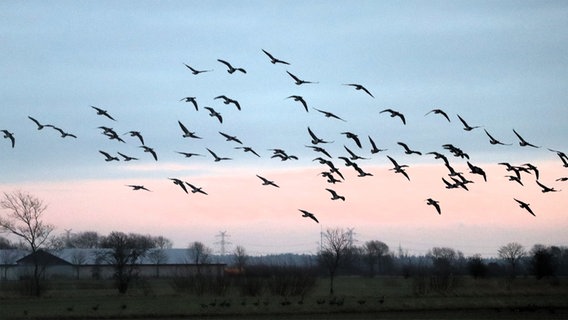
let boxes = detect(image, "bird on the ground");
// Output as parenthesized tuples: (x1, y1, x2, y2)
(99, 150, 119, 162)
(286, 95, 309, 112)
(343, 146, 368, 160)
(513, 129, 540, 148)
(1, 130, 15, 148)
(169, 178, 188, 194)
(183, 63, 212, 75)
(215, 95, 241, 111)
(219, 131, 243, 144)
(299, 209, 319, 223)
(397, 142, 422, 155)
(256, 175, 279, 188)
(467, 161, 487, 182)
(117, 152, 138, 161)
(235, 146, 261, 157)
(180, 96, 199, 111)
(90, 106, 116, 121)
(368, 136, 387, 154)
(308, 127, 332, 144)
(176, 151, 204, 158)
(484, 129, 511, 145)
(457, 114, 481, 131)
(207, 148, 232, 162)
(186, 182, 208, 195)
(125, 131, 145, 145)
(536, 180, 559, 193)
(140, 145, 158, 161)
(286, 70, 317, 85)
(312, 107, 346, 121)
(28, 116, 48, 130)
(514, 198, 535, 216)
(204, 107, 223, 123)
(425, 109, 450, 122)
(380, 108, 406, 125)
(46, 125, 77, 138)
(343, 83, 374, 98)
(217, 59, 246, 74)
(326, 188, 345, 201)
(261, 49, 290, 65)
(426, 198, 441, 214)
(341, 131, 362, 148)
(127, 185, 151, 191)
(178, 121, 202, 139)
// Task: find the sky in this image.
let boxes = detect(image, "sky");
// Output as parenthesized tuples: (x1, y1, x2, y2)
(1, 1, 567, 258)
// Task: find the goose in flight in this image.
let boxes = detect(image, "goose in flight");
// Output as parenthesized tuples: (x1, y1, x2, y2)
(28, 116, 48, 130)
(426, 198, 441, 215)
(127, 185, 151, 191)
(484, 129, 511, 145)
(536, 180, 559, 193)
(235, 146, 261, 157)
(178, 121, 202, 139)
(186, 182, 208, 195)
(457, 114, 481, 131)
(286, 95, 309, 112)
(180, 97, 199, 111)
(513, 129, 540, 148)
(343, 83, 374, 98)
(140, 145, 158, 161)
(183, 63, 212, 75)
(204, 107, 223, 123)
(46, 125, 77, 138)
(467, 161, 487, 182)
(326, 188, 345, 201)
(368, 136, 387, 154)
(215, 95, 241, 111)
(261, 49, 290, 65)
(425, 109, 450, 122)
(308, 127, 332, 144)
(217, 59, 246, 74)
(256, 174, 279, 188)
(99, 150, 119, 162)
(312, 107, 346, 121)
(125, 131, 145, 145)
(219, 131, 243, 144)
(397, 142, 422, 155)
(299, 209, 319, 223)
(207, 148, 232, 162)
(286, 70, 318, 85)
(514, 198, 535, 216)
(118, 152, 138, 161)
(169, 178, 188, 194)
(1, 130, 15, 148)
(380, 108, 406, 125)
(90, 106, 116, 121)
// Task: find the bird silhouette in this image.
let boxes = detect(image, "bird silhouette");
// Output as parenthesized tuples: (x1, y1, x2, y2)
(312, 107, 346, 121)
(514, 198, 535, 216)
(457, 114, 481, 131)
(204, 107, 223, 123)
(28, 116, 48, 130)
(286, 95, 309, 112)
(215, 95, 241, 111)
(1, 130, 15, 148)
(484, 129, 511, 145)
(397, 142, 422, 155)
(426, 198, 441, 214)
(169, 178, 188, 194)
(326, 188, 345, 201)
(90, 106, 116, 121)
(217, 59, 246, 74)
(380, 108, 406, 125)
(261, 49, 290, 65)
(140, 146, 158, 161)
(286, 71, 317, 85)
(298, 209, 319, 223)
(343, 83, 374, 98)
(512, 129, 540, 148)
(207, 148, 232, 162)
(256, 174, 279, 188)
(368, 136, 387, 154)
(425, 109, 450, 122)
(127, 185, 151, 191)
(99, 150, 119, 162)
(180, 96, 199, 111)
(178, 121, 202, 139)
(183, 63, 212, 75)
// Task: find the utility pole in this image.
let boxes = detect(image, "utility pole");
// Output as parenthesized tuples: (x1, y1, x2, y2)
(214, 231, 231, 257)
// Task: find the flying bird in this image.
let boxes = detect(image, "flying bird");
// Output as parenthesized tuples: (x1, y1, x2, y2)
(183, 63, 212, 75)
(178, 121, 202, 139)
(125, 131, 145, 145)
(298, 209, 319, 223)
(343, 83, 374, 98)
(219, 131, 243, 144)
(426, 198, 441, 215)
(207, 148, 232, 162)
(312, 107, 346, 121)
(99, 150, 119, 162)
(514, 198, 535, 216)
(90, 106, 116, 121)
(1, 130, 15, 148)
(256, 175, 279, 188)
(484, 129, 511, 145)
(28, 116, 48, 130)
(512, 129, 540, 148)
(127, 185, 151, 191)
(169, 178, 188, 194)
(368, 136, 387, 154)
(204, 107, 223, 124)
(261, 49, 290, 65)
(140, 146, 158, 161)
(326, 188, 345, 201)
(286, 95, 309, 112)
(397, 142, 422, 155)
(425, 109, 450, 122)
(286, 70, 317, 85)
(217, 59, 246, 74)
(180, 97, 199, 111)
(215, 95, 241, 111)
(457, 114, 481, 131)
(379, 108, 406, 125)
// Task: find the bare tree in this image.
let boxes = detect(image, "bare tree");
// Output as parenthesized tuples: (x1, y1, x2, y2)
(319, 227, 353, 295)
(233, 245, 248, 272)
(0, 191, 55, 296)
(498, 242, 526, 278)
(362, 240, 389, 277)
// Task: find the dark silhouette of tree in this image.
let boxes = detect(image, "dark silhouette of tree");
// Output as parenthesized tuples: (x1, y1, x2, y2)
(319, 227, 353, 295)
(467, 254, 488, 279)
(498, 242, 525, 278)
(0, 191, 55, 296)
(529, 244, 557, 279)
(362, 240, 389, 277)
(98, 232, 155, 294)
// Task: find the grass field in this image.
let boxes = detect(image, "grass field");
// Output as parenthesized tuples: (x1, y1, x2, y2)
(1, 276, 567, 319)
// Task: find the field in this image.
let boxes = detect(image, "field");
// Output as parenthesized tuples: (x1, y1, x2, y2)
(1, 276, 567, 319)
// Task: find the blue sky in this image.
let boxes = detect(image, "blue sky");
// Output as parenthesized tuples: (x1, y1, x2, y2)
(1, 1, 567, 255)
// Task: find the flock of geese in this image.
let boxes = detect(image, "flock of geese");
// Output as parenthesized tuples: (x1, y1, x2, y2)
(2, 49, 567, 224)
